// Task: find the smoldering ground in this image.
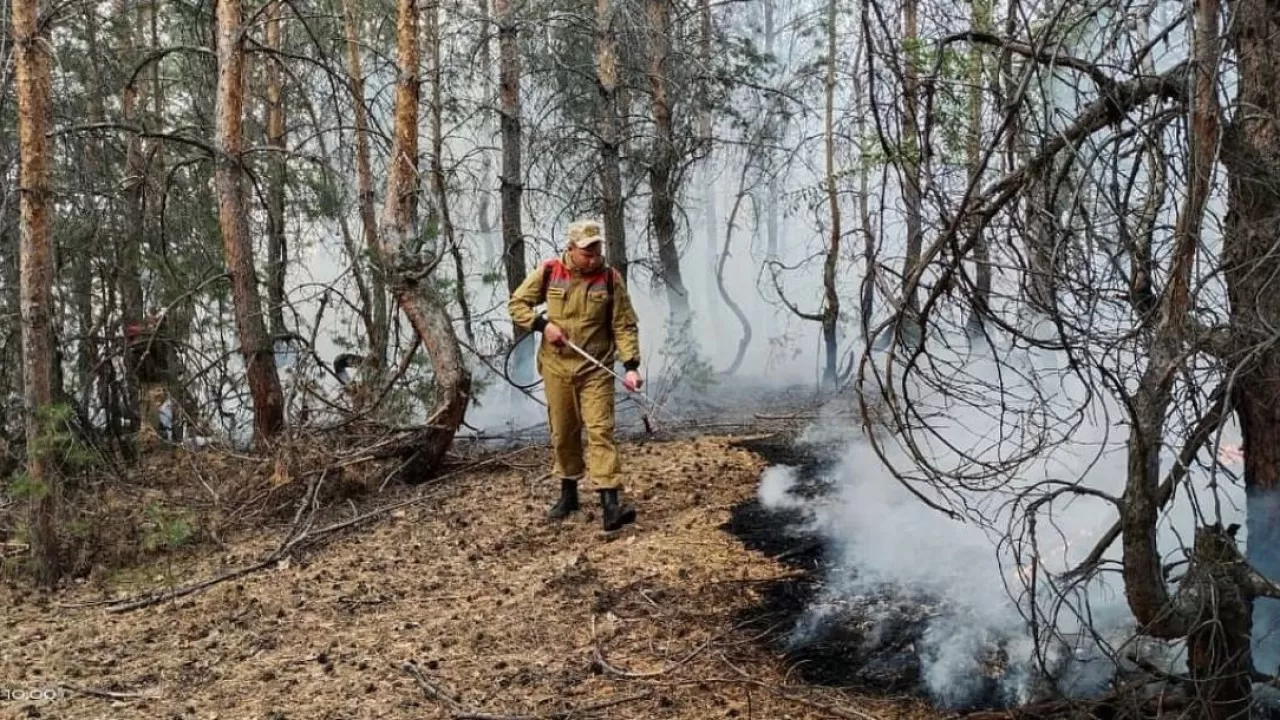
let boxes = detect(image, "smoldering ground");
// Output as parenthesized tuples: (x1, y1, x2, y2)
(728, 335, 1254, 712)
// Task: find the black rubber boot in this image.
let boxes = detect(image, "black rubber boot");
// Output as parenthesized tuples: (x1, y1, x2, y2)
(599, 489, 637, 532)
(547, 478, 580, 519)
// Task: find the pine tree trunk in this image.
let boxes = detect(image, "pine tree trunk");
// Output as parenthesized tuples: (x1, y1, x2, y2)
(214, 0, 284, 443)
(427, 0, 474, 345)
(14, 0, 60, 585)
(116, 0, 146, 434)
(595, 0, 628, 281)
(1223, 0, 1280, 682)
(901, 0, 923, 319)
(378, 0, 471, 477)
(476, 0, 498, 265)
(646, 0, 690, 327)
(496, 0, 525, 314)
(265, 0, 288, 341)
(820, 0, 839, 385)
(965, 0, 991, 338)
(340, 0, 389, 369)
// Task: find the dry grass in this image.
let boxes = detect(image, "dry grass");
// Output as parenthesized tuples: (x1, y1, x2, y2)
(0, 436, 945, 720)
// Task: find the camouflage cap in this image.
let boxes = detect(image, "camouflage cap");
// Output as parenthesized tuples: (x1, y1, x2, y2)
(567, 219, 605, 249)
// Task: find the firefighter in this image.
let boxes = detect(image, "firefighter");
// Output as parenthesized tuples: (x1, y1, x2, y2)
(508, 219, 643, 532)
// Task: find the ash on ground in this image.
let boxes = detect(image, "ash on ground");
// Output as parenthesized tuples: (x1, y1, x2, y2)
(725, 432, 1065, 712)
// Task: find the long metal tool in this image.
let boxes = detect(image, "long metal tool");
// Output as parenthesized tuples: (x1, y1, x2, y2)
(561, 338, 659, 432)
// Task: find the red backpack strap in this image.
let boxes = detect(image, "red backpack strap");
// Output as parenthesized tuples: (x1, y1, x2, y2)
(539, 259, 556, 303)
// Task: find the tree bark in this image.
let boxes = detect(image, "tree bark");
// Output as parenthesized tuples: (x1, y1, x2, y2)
(496, 0, 525, 305)
(427, 0, 474, 345)
(595, 0, 628, 281)
(264, 0, 288, 342)
(214, 0, 285, 443)
(14, 0, 59, 585)
(476, 0, 498, 264)
(1223, 0, 1280, 680)
(699, 0, 718, 325)
(820, 0, 840, 385)
(965, 0, 991, 338)
(339, 0, 389, 370)
(378, 0, 471, 478)
(116, 0, 146, 434)
(901, 0, 923, 319)
(646, 0, 690, 328)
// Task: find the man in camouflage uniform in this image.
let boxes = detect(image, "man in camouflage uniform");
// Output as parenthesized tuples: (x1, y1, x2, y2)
(508, 219, 643, 531)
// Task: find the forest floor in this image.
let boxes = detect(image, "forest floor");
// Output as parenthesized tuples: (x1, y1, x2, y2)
(0, 384, 952, 720)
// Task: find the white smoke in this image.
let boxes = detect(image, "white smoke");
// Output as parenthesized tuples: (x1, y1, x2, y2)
(760, 334, 1246, 708)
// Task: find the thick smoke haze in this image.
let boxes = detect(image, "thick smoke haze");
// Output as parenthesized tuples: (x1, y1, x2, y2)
(760, 337, 1248, 707)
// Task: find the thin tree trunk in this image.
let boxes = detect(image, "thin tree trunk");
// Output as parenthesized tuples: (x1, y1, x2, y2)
(853, 17, 876, 344)
(764, 0, 779, 263)
(378, 0, 471, 477)
(965, 0, 991, 338)
(14, 0, 59, 585)
(428, 0, 474, 345)
(80, 4, 107, 417)
(820, 0, 839, 385)
(901, 0, 923, 319)
(596, 0, 628, 281)
(718, 156, 754, 375)
(476, 0, 498, 264)
(496, 0, 525, 313)
(264, 0, 288, 341)
(340, 0, 389, 369)
(646, 0, 690, 328)
(699, 0, 718, 324)
(116, 0, 145, 433)
(214, 0, 284, 443)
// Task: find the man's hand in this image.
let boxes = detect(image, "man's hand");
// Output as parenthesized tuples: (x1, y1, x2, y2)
(623, 370, 643, 392)
(544, 322, 567, 347)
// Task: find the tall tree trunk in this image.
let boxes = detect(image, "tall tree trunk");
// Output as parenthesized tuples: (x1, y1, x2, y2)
(428, 0, 474, 345)
(853, 17, 876, 344)
(340, 0, 389, 369)
(496, 0, 524, 305)
(1224, 0, 1280, 681)
(495, 0, 532, 381)
(214, 0, 284, 443)
(477, 0, 498, 265)
(964, 0, 991, 339)
(595, 0, 628, 281)
(699, 0, 718, 325)
(901, 0, 923, 320)
(80, 4, 107, 417)
(116, 0, 145, 434)
(378, 0, 471, 476)
(764, 0, 780, 263)
(264, 0, 288, 341)
(820, 0, 839, 385)
(14, 0, 59, 585)
(646, 0, 690, 329)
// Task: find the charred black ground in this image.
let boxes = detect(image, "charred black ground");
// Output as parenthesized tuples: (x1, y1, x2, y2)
(724, 431, 1016, 711)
